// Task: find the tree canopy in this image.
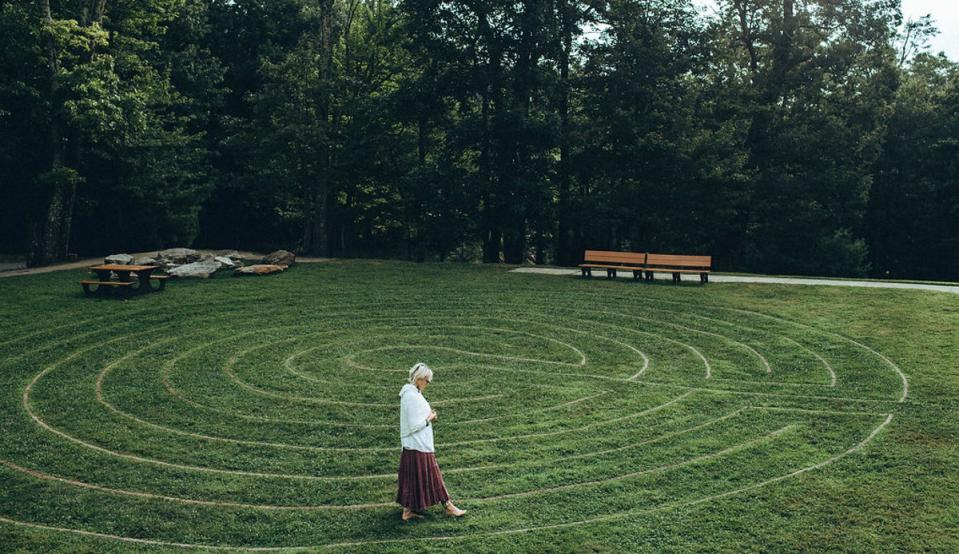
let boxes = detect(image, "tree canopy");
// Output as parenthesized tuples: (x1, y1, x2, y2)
(2, 0, 957, 280)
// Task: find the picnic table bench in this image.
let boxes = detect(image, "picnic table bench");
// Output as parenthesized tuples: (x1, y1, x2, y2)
(643, 253, 712, 284)
(579, 250, 712, 284)
(578, 250, 647, 279)
(81, 264, 168, 297)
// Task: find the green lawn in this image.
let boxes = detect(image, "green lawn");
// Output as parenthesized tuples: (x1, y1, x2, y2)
(0, 260, 956, 552)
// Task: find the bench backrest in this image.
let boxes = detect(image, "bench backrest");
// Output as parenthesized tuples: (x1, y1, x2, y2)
(645, 253, 712, 270)
(583, 250, 647, 266)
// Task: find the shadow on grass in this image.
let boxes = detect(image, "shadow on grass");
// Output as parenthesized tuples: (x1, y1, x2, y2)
(566, 275, 708, 288)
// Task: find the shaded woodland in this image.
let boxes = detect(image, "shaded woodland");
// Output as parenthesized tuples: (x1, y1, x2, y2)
(2, 0, 957, 279)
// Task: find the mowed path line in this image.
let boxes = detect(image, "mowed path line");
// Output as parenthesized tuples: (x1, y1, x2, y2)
(416, 297, 906, 402)
(0, 415, 894, 551)
(24, 325, 700, 475)
(158, 301, 910, 409)
(100, 345, 624, 456)
(2, 279, 912, 549)
(0, 418, 790, 511)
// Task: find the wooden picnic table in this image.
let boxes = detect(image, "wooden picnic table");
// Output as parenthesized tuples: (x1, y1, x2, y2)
(81, 264, 168, 296)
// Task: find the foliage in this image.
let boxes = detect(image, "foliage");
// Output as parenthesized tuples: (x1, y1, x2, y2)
(867, 54, 959, 280)
(1, 0, 958, 279)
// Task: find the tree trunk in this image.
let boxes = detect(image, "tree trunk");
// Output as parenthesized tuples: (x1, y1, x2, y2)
(302, 184, 328, 256)
(29, 0, 108, 266)
(31, 0, 67, 267)
(417, 102, 428, 166)
(480, 92, 499, 263)
(556, 0, 573, 266)
(733, 0, 759, 75)
(301, 0, 335, 257)
(483, 225, 501, 263)
(772, 0, 795, 92)
(478, 6, 501, 264)
(502, 1, 537, 265)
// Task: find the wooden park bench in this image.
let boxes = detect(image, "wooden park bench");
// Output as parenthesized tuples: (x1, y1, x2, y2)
(643, 253, 712, 284)
(578, 250, 648, 279)
(578, 250, 712, 284)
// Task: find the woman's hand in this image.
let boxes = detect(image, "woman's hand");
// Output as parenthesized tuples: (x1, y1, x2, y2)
(427, 410, 437, 423)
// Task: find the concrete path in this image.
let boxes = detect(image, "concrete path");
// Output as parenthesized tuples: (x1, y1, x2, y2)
(5, 256, 956, 295)
(510, 267, 959, 295)
(0, 251, 331, 279)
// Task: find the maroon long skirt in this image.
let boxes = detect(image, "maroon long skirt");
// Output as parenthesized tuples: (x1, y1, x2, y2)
(396, 448, 450, 511)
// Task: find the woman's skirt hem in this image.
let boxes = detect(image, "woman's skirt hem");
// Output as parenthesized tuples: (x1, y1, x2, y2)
(396, 448, 450, 511)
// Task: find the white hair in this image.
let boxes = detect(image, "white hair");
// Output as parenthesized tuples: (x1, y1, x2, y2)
(409, 362, 433, 384)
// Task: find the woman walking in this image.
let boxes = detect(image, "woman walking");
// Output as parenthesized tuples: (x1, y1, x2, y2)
(397, 362, 466, 521)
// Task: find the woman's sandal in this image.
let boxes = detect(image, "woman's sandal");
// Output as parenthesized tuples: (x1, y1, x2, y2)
(445, 503, 466, 517)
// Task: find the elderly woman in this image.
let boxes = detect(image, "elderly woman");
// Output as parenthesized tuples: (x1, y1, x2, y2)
(397, 362, 466, 521)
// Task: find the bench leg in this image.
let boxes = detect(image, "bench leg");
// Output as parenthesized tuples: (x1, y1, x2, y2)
(700, 273, 708, 284)
(672, 272, 680, 283)
(644, 271, 653, 281)
(82, 283, 93, 297)
(633, 270, 642, 280)
(581, 267, 590, 278)
(606, 269, 616, 279)
(156, 278, 166, 291)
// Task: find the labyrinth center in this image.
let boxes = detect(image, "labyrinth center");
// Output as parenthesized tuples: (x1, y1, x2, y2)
(1, 293, 905, 549)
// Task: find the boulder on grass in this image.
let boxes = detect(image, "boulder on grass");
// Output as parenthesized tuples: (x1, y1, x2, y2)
(167, 259, 221, 279)
(157, 248, 200, 265)
(104, 253, 133, 265)
(261, 250, 295, 267)
(214, 256, 241, 269)
(133, 257, 157, 266)
(234, 264, 285, 276)
(212, 249, 243, 260)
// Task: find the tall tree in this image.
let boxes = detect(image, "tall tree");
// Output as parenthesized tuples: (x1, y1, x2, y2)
(868, 54, 959, 280)
(1, 0, 220, 263)
(719, 0, 900, 275)
(29, 0, 108, 265)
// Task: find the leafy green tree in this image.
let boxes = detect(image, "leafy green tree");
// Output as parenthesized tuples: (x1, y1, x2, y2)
(718, 0, 900, 276)
(1, 0, 220, 263)
(2, 0, 955, 282)
(196, 0, 308, 251)
(868, 54, 959, 279)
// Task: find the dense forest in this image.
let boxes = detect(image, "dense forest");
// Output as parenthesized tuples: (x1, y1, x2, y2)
(1, 0, 957, 279)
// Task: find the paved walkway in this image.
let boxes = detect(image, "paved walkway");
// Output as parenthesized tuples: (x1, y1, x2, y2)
(0, 251, 331, 279)
(5, 257, 956, 295)
(510, 267, 959, 295)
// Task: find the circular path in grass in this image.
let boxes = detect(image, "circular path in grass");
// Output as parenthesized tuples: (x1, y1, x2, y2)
(0, 264, 908, 550)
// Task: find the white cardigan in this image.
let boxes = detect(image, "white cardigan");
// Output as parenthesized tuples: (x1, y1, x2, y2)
(399, 383, 434, 452)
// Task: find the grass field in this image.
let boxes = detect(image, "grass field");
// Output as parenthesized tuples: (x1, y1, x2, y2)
(0, 260, 957, 552)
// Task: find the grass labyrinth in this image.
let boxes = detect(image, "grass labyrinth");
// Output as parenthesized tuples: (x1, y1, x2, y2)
(1, 261, 957, 552)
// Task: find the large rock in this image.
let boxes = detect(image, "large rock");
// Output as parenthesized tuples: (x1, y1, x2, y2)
(104, 253, 133, 265)
(214, 256, 241, 269)
(133, 257, 157, 266)
(261, 249, 295, 267)
(212, 249, 243, 260)
(157, 248, 200, 265)
(234, 264, 285, 276)
(167, 259, 221, 279)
